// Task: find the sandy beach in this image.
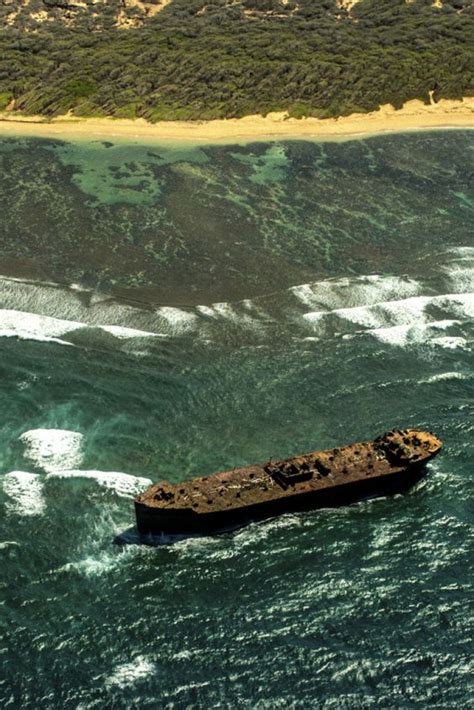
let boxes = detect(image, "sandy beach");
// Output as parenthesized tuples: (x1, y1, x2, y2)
(0, 98, 473, 144)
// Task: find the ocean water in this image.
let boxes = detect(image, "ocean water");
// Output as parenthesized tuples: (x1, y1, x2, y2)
(0, 131, 473, 707)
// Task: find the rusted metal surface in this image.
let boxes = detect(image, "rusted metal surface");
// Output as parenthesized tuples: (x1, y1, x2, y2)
(135, 429, 442, 535)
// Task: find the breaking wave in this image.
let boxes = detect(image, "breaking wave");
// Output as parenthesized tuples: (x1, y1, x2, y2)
(47, 470, 152, 498)
(442, 246, 474, 293)
(2, 467, 151, 519)
(3, 471, 45, 517)
(0, 244, 472, 352)
(303, 293, 473, 348)
(0, 308, 166, 350)
(19, 429, 84, 473)
(2, 428, 152, 519)
(291, 274, 421, 310)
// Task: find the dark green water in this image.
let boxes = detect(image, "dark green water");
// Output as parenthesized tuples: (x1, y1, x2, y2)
(0, 132, 473, 707)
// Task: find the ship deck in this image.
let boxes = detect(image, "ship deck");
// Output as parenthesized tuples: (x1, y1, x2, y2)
(136, 429, 441, 516)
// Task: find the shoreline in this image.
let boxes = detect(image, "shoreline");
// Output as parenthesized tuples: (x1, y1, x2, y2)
(0, 98, 473, 145)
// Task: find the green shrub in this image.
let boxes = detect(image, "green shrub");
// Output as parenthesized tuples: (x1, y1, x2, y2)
(0, 1, 472, 121)
(0, 92, 13, 111)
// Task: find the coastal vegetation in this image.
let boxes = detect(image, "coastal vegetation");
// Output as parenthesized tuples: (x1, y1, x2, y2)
(0, 0, 473, 120)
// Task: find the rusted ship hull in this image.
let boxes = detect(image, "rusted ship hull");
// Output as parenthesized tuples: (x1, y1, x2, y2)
(135, 460, 428, 535)
(135, 430, 442, 536)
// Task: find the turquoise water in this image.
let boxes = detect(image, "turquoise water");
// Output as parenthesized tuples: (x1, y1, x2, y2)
(0, 132, 473, 707)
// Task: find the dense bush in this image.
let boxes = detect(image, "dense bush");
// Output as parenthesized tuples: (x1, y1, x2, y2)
(0, 0, 473, 120)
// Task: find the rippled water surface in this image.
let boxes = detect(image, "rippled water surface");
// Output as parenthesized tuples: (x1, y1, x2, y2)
(0, 132, 473, 707)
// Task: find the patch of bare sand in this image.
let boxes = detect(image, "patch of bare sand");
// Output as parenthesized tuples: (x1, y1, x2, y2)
(0, 98, 472, 145)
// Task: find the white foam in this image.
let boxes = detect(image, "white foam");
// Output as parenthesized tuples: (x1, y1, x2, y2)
(369, 324, 414, 346)
(303, 292, 473, 347)
(305, 298, 432, 331)
(446, 293, 474, 319)
(442, 246, 474, 293)
(0, 267, 471, 349)
(0, 309, 75, 345)
(429, 336, 469, 350)
(3, 471, 45, 516)
(445, 246, 474, 258)
(172, 681, 212, 697)
(423, 372, 469, 383)
(0, 308, 163, 348)
(292, 274, 421, 310)
(156, 306, 198, 335)
(46, 470, 152, 498)
(370, 324, 468, 349)
(57, 550, 131, 578)
(19, 429, 84, 473)
(106, 656, 156, 689)
(304, 294, 429, 327)
(99, 324, 161, 340)
(444, 266, 474, 294)
(196, 301, 261, 330)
